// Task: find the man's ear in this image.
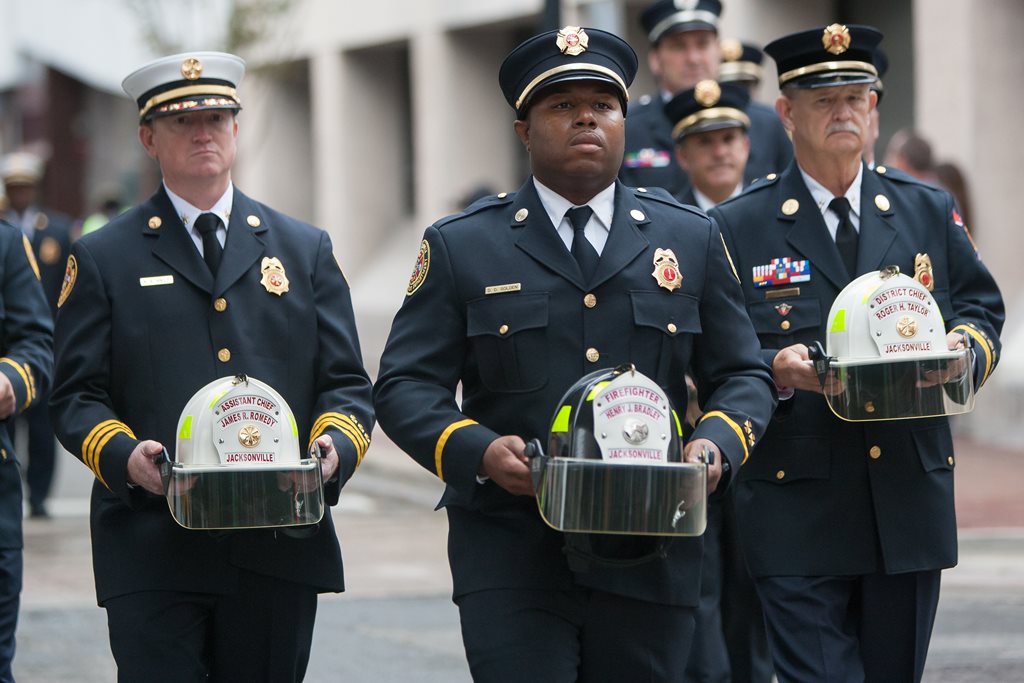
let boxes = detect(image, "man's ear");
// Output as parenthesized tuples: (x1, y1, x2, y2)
(513, 118, 530, 153)
(138, 124, 158, 160)
(775, 94, 795, 134)
(674, 144, 691, 173)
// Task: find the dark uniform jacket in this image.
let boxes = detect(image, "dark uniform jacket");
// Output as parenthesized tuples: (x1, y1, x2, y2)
(26, 208, 73, 317)
(374, 179, 775, 607)
(710, 162, 1003, 577)
(0, 221, 53, 548)
(621, 96, 792, 196)
(50, 187, 373, 604)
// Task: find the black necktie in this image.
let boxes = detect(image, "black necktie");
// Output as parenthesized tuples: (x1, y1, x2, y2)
(194, 213, 224, 276)
(567, 206, 598, 282)
(829, 197, 858, 278)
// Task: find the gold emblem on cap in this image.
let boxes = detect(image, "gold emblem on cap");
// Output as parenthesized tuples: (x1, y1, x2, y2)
(260, 256, 290, 296)
(781, 198, 799, 215)
(247, 215, 261, 227)
(874, 194, 890, 211)
(822, 24, 851, 56)
(34, 213, 49, 230)
(694, 79, 721, 108)
(896, 315, 918, 339)
(148, 216, 162, 229)
(238, 425, 262, 448)
(914, 253, 935, 291)
(514, 208, 529, 222)
(721, 39, 743, 62)
(181, 57, 204, 80)
(652, 248, 683, 291)
(556, 26, 589, 56)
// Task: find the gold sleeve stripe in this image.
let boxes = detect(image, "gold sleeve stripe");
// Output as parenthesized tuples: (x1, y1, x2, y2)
(719, 234, 740, 283)
(23, 362, 36, 404)
(310, 417, 370, 466)
(952, 324, 994, 385)
(0, 358, 32, 410)
(82, 420, 137, 490)
(698, 411, 750, 465)
(310, 412, 370, 451)
(434, 419, 478, 481)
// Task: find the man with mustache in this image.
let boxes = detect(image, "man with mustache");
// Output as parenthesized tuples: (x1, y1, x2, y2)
(375, 26, 775, 681)
(49, 52, 373, 681)
(710, 24, 1003, 681)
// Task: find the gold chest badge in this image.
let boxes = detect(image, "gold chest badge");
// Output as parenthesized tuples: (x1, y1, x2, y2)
(260, 257, 289, 295)
(652, 248, 683, 291)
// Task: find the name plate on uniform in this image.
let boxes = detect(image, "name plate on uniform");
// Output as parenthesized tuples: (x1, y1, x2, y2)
(140, 275, 174, 287)
(592, 371, 673, 463)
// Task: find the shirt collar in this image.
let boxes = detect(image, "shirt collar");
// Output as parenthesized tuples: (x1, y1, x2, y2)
(532, 177, 615, 232)
(693, 184, 743, 211)
(798, 163, 863, 219)
(164, 181, 234, 230)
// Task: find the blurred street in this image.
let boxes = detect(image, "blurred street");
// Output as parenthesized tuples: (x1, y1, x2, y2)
(12, 433, 1024, 682)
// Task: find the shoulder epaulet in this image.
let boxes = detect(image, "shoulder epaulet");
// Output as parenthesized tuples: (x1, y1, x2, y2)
(872, 164, 942, 191)
(633, 186, 707, 218)
(434, 192, 515, 229)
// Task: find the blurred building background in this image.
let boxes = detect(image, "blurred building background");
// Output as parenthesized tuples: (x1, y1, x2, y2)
(1, 0, 1021, 442)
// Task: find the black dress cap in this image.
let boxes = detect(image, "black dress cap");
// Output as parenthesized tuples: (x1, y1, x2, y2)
(765, 24, 883, 89)
(641, 0, 723, 44)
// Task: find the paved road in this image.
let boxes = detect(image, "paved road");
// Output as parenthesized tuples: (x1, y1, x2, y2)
(11, 433, 1024, 681)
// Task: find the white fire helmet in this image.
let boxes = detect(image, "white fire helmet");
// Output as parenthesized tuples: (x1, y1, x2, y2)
(163, 375, 325, 530)
(816, 266, 976, 421)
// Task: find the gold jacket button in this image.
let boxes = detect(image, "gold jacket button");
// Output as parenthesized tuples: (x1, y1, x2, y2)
(864, 401, 875, 413)
(148, 216, 162, 229)
(213, 298, 228, 312)
(499, 324, 509, 335)
(247, 215, 261, 227)
(780, 320, 791, 331)
(586, 348, 600, 363)
(947, 456, 955, 466)
(584, 293, 597, 308)
(775, 470, 785, 480)
(667, 323, 677, 333)
(218, 348, 231, 363)
(1, 448, 6, 460)
(869, 445, 882, 459)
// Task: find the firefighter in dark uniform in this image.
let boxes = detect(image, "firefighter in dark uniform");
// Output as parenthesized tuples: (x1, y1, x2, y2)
(49, 52, 373, 682)
(621, 0, 792, 196)
(374, 26, 776, 682)
(1, 152, 72, 518)
(709, 24, 1004, 682)
(717, 39, 766, 94)
(0, 219, 52, 681)
(665, 81, 775, 683)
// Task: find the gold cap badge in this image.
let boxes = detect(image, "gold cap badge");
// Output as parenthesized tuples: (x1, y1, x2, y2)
(720, 39, 743, 62)
(181, 57, 204, 80)
(652, 248, 683, 291)
(556, 26, 589, 56)
(914, 253, 934, 291)
(694, 79, 721, 108)
(260, 257, 289, 296)
(822, 24, 851, 55)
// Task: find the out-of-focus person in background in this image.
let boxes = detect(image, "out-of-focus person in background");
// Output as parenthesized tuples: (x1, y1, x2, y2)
(717, 39, 765, 98)
(934, 160, 974, 237)
(884, 127, 936, 182)
(1, 151, 72, 519)
(79, 196, 125, 237)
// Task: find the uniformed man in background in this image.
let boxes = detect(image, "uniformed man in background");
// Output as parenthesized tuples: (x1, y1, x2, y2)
(665, 79, 774, 683)
(1, 151, 71, 519)
(717, 39, 766, 95)
(49, 52, 373, 681)
(621, 0, 792, 196)
(374, 26, 775, 682)
(710, 24, 1004, 682)
(0, 218, 52, 681)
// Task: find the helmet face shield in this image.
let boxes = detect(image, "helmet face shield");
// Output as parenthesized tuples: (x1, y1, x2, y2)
(816, 267, 977, 422)
(532, 365, 707, 536)
(166, 375, 325, 530)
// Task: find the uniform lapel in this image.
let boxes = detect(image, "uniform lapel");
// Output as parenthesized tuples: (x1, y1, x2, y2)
(589, 182, 649, 289)
(856, 166, 897, 272)
(146, 188, 214, 293)
(513, 179, 587, 289)
(778, 163, 850, 291)
(214, 189, 266, 297)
